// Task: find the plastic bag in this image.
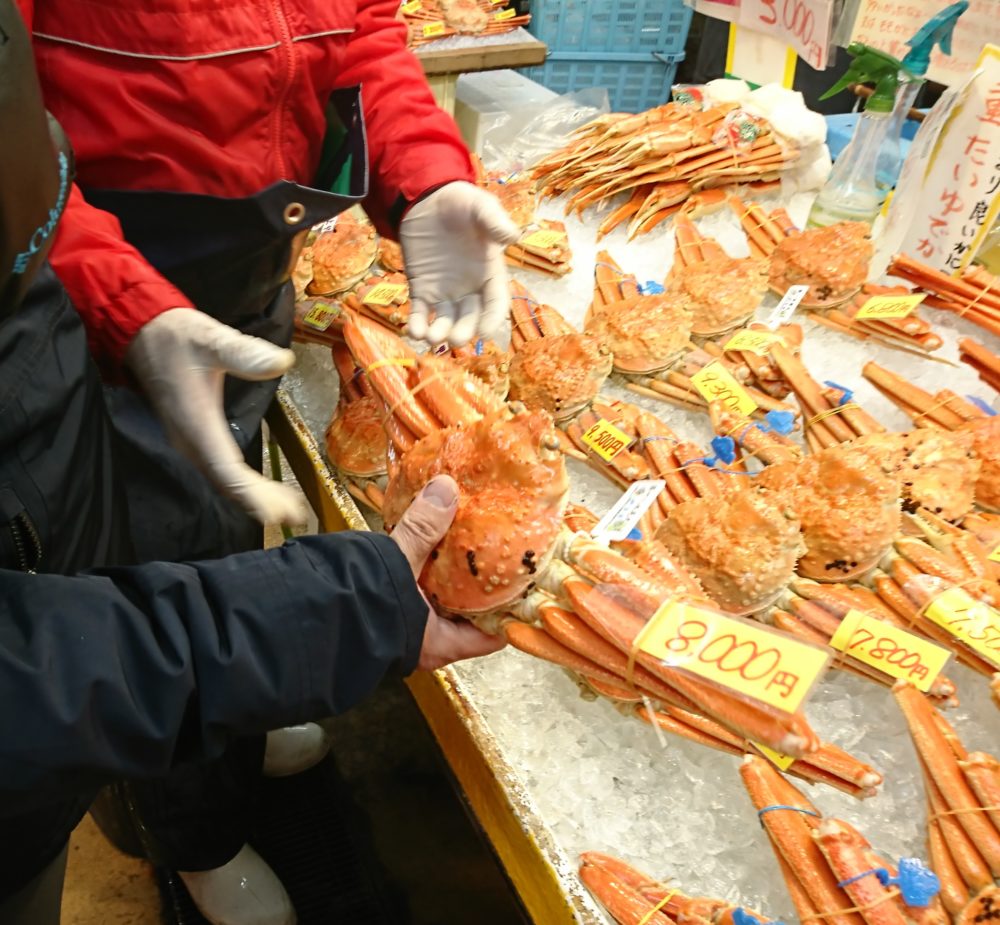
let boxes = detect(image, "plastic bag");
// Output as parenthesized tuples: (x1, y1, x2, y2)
(480, 87, 610, 174)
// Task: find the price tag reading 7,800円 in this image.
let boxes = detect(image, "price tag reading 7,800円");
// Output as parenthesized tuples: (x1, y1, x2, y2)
(690, 362, 758, 417)
(925, 588, 1000, 668)
(828, 609, 951, 692)
(635, 601, 829, 712)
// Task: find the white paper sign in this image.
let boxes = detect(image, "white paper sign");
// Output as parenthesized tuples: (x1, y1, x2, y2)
(765, 285, 809, 328)
(891, 46, 1000, 274)
(591, 480, 667, 543)
(850, 0, 1000, 87)
(739, 0, 835, 70)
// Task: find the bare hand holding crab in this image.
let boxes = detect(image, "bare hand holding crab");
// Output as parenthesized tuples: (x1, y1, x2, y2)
(390, 474, 508, 671)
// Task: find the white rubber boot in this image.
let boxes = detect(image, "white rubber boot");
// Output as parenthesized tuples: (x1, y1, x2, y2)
(179, 844, 296, 925)
(261, 722, 333, 778)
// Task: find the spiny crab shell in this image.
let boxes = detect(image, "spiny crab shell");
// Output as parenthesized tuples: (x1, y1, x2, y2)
(757, 442, 901, 581)
(450, 339, 511, 396)
(585, 293, 694, 375)
(655, 489, 804, 615)
(770, 221, 872, 308)
(324, 394, 388, 480)
(667, 255, 770, 338)
(855, 429, 980, 522)
(380, 405, 569, 616)
(308, 213, 378, 296)
(961, 416, 1000, 512)
(508, 333, 613, 421)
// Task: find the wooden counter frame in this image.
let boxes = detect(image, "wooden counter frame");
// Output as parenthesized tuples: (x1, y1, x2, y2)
(265, 390, 600, 925)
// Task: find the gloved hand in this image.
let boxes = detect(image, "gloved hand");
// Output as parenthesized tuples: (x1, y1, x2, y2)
(125, 307, 308, 526)
(390, 475, 506, 671)
(400, 181, 521, 348)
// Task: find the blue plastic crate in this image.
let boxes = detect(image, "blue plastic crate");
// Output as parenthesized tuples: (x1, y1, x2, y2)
(527, 0, 692, 57)
(523, 53, 684, 113)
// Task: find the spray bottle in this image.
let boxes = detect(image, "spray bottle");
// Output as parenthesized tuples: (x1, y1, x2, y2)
(807, 44, 902, 228)
(876, 1, 969, 192)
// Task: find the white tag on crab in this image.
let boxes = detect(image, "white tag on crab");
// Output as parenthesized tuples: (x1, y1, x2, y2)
(591, 480, 666, 543)
(312, 215, 339, 236)
(764, 284, 808, 329)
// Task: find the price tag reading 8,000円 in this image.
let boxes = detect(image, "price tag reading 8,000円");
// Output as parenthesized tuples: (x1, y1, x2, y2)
(521, 228, 567, 250)
(855, 293, 926, 321)
(925, 587, 1000, 668)
(580, 418, 631, 462)
(635, 601, 829, 712)
(400, 0, 422, 12)
(690, 362, 758, 417)
(494, 6, 517, 19)
(422, 20, 446, 36)
(829, 609, 951, 692)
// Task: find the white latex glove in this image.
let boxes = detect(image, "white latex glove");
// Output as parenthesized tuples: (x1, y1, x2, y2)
(389, 475, 506, 671)
(125, 307, 308, 526)
(400, 181, 521, 348)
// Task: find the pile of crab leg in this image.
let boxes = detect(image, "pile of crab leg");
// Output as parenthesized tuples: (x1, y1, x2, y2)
(579, 851, 774, 925)
(808, 284, 944, 356)
(741, 754, 950, 925)
(531, 102, 799, 239)
(889, 254, 1000, 339)
(958, 338, 1000, 394)
(403, 0, 529, 46)
(892, 682, 1000, 920)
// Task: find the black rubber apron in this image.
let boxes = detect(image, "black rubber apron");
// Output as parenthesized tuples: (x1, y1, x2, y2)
(85, 89, 369, 872)
(87, 87, 369, 563)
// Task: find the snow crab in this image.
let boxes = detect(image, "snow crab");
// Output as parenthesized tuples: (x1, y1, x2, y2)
(506, 219, 572, 277)
(731, 196, 872, 309)
(585, 270, 694, 378)
(741, 754, 949, 925)
(756, 441, 901, 581)
(377, 237, 404, 273)
(580, 852, 772, 925)
(449, 338, 510, 397)
(666, 213, 770, 338)
(324, 342, 388, 513)
(307, 212, 378, 296)
(656, 488, 804, 615)
(894, 682, 1000, 922)
(863, 362, 1000, 513)
(341, 271, 411, 331)
(508, 280, 612, 421)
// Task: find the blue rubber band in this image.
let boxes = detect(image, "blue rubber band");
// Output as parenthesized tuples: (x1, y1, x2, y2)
(475, 338, 484, 356)
(966, 394, 997, 416)
(757, 804, 820, 826)
(823, 380, 854, 405)
(837, 868, 884, 889)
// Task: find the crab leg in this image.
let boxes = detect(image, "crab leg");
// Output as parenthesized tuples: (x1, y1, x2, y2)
(960, 753, 1000, 832)
(579, 855, 673, 925)
(597, 186, 651, 239)
(862, 362, 980, 430)
(740, 756, 866, 925)
(893, 681, 1000, 876)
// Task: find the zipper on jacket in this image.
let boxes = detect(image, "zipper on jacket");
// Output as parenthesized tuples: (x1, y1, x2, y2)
(9, 511, 41, 574)
(270, 0, 297, 179)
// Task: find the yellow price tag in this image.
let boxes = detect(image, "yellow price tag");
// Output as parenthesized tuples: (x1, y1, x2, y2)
(988, 545, 1000, 563)
(753, 742, 796, 770)
(690, 363, 758, 417)
(494, 6, 517, 19)
(723, 330, 785, 356)
(301, 301, 340, 332)
(521, 228, 567, 249)
(829, 609, 951, 692)
(422, 20, 446, 36)
(925, 587, 1000, 668)
(580, 418, 632, 462)
(489, 0, 505, 4)
(401, 0, 422, 12)
(362, 282, 407, 306)
(636, 601, 829, 712)
(854, 293, 925, 320)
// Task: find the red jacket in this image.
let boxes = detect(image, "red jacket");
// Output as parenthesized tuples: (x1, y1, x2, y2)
(18, 0, 475, 372)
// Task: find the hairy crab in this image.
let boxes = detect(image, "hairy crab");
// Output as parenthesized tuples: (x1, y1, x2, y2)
(731, 197, 872, 308)
(508, 280, 612, 421)
(757, 441, 901, 581)
(307, 212, 378, 296)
